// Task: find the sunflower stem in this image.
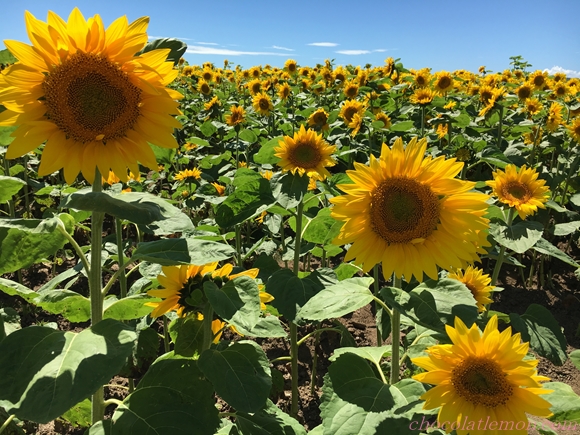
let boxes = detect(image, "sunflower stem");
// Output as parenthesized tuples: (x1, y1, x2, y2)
(420, 105, 425, 137)
(373, 264, 382, 345)
(202, 304, 215, 351)
(235, 225, 243, 266)
(290, 200, 304, 418)
(496, 104, 504, 149)
(163, 316, 171, 353)
(89, 169, 105, 424)
(0, 414, 15, 435)
(390, 275, 402, 384)
(490, 208, 515, 288)
(115, 218, 128, 299)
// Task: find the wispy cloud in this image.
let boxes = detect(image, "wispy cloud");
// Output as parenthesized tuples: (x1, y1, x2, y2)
(308, 42, 339, 47)
(373, 49, 387, 53)
(544, 65, 580, 78)
(336, 50, 370, 55)
(186, 46, 287, 56)
(148, 35, 192, 41)
(196, 42, 219, 46)
(272, 45, 294, 51)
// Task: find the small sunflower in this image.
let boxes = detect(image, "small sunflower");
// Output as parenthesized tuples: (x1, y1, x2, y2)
(174, 168, 202, 182)
(277, 82, 291, 101)
(347, 112, 363, 137)
(412, 316, 553, 434)
(307, 108, 330, 132)
(197, 79, 211, 95)
(284, 59, 297, 74)
(486, 164, 550, 220)
(568, 118, 580, 143)
(226, 105, 246, 127)
(339, 100, 365, 124)
(247, 79, 262, 95)
(551, 81, 570, 98)
(0, 8, 182, 184)
(448, 266, 493, 312)
(410, 88, 435, 105)
(343, 80, 359, 99)
(204, 96, 220, 112)
(261, 170, 274, 180)
(529, 70, 548, 89)
(374, 111, 391, 129)
(546, 101, 564, 132)
(433, 71, 454, 94)
(252, 92, 273, 116)
(455, 147, 471, 162)
(146, 263, 259, 318)
(516, 83, 533, 100)
(524, 98, 543, 116)
(275, 124, 336, 179)
(413, 68, 431, 88)
(211, 182, 226, 196)
(331, 137, 490, 282)
(436, 123, 448, 139)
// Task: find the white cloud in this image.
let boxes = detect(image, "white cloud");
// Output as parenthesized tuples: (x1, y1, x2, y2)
(272, 45, 294, 51)
(186, 46, 287, 56)
(373, 49, 387, 53)
(336, 50, 370, 55)
(196, 42, 219, 46)
(544, 65, 580, 78)
(148, 35, 192, 41)
(308, 42, 339, 47)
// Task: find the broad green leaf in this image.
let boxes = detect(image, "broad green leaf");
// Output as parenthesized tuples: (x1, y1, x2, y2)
(298, 277, 374, 321)
(0, 316, 4, 344)
(103, 294, 157, 320)
(136, 38, 187, 65)
(0, 217, 70, 274)
(233, 315, 287, 338)
(131, 237, 235, 265)
(0, 176, 26, 202)
(86, 420, 112, 434)
(61, 398, 91, 429)
(119, 327, 159, 378)
(168, 316, 204, 358)
(239, 129, 258, 143)
(150, 142, 177, 166)
(235, 400, 306, 435)
(253, 136, 283, 165)
(198, 341, 271, 413)
(0, 319, 136, 423)
(0, 307, 20, 337)
(200, 120, 217, 137)
(0, 278, 38, 302)
(489, 220, 544, 254)
(542, 382, 580, 423)
(553, 221, 580, 236)
(111, 358, 220, 434)
(302, 208, 343, 245)
(533, 238, 580, 267)
(0, 48, 17, 65)
(390, 120, 415, 132)
(334, 263, 360, 281)
(215, 178, 275, 228)
(232, 168, 264, 187)
(570, 350, 580, 371)
(331, 346, 392, 366)
(34, 290, 91, 323)
(270, 172, 309, 209)
(509, 304, 567, 366)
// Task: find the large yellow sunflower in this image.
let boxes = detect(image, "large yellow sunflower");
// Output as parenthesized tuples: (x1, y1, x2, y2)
(330, 137, 490, 282)
(275, 124, 336, 179)
(447, 266, 493, 312)
(413, 68, 431, 88)
(412, 316, 553, 435)
(252, 92, 273, 116)
(486, 164, 549, 220)
(0, 8, 182, 184)
(146, 263, 259, 318)
(433, 71, 454, 95)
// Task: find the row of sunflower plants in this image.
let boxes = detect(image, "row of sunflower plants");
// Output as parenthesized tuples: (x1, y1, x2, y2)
(1, 7, 580, 435)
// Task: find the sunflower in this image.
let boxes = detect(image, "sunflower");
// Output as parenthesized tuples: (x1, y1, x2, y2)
(0, 8, 182, 185)
(347, 112, 363, 137)
(211, 182, 226, 196)
(551, 80, 570, 98)
(146, 263, 259, 318)
(261, 170, 274, 180)
(284, 59, 297, 74)
(225, 105, 246, 127)
(308, 108, 330, 132)
(343, 80, 359, 99)
(433, 71, 454, 94)
(413, 68, 431, 88)
(252, 92, 273, 116)
(174, 168, 202, 182)
(412, 316, 553, 435)
(330, 137, 490, 282)
(546, 101, 564, 132)
(339, 99, 365, 124)
(486, 164, 550, 220)
(448, 266, 493, 312)
(200, 67, 214, 82)
(524, 98, 543, 116)
(277, 82, 291, 101)
(203, 95, 220, 112)
(275, 124, 336, 179)
(568, 118, 580, 143)
(516, 83, 533, 100)
(436, 123, 448, 139)
(529, 70, 548, 89)
(410, 88, 435, 105)
(246, 78, 262, 95)
(334, 66, 347, 83)
(374, 111, 391, 129)
(197, 79, 211, 95)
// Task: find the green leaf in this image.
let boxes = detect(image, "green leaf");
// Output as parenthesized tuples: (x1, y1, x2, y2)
(298, 277, 374, 321)
(533, 238, 580, 267)
(553, 221, 580, 236)
(489, 220, 544, 254)
(331, 346, 392, 366)
(239, 129, 258, 143)
(204, 276, 261, 332)
(61, 398, 91, 428)
(509, 304, 567, 365)
(120, 327, 159, 377)
(131, 237, 235, 266)
(0, 307, 20, 338)
(233, 315, 287, 338)
(254, 136, 283, 165)
(150, 142, 176, 166)
(302, 209, 343, 245)
(0, 278, 38, 303)
(570, 350, 580, 371)
(34, 290, 91, 323)
(0, 176, 26, 202)
(543, 382, 580, 423)
(111, 358, 220, 434)
(0, 48, 17, 65)
(103, 294, 157, 321)
(235, 400, 306, 435)
(232, 168, 264, 187)
(390, 120, 415, 132)
(215, 178, 275, 228)
(198, 341, 271, 413)
(0, 217, 70, 275)
(136, 38, 187, 65)
(169, 316, 205, 358)
(0, 319, 136, 423)
(333, 263, 360, 281)
(270, 172, 310, 209)
(200, 120, 217, 137)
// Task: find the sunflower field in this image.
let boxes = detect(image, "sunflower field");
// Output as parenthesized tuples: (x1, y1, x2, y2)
(2, 9, 580, 435)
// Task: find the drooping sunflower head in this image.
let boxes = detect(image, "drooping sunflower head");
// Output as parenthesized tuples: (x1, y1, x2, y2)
(204, 95, 221, 112)
(486, 164, 550, 220)
(274, 124, 337, 179)
(225, 105, 246, 127)
(252, 92, 273, 116)
(277, 82, 291, 100)
(433, 71, 454, 94)
(410, 88, 435, 105)
(339, 99, 365, 124)
(546, 101, 564, 132)
(448, 266, 494, 312)
(307, 108, 330, 131)
(331, 137, 490, 282)
(412, 316, 553, 433)
(0, 8, 183, 184)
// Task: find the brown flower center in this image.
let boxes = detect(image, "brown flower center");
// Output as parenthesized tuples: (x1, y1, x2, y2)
(452, 356, 513, 407)
(502, 181, 532, 202)
(43, 52, 141, 143)
(437, 76, 452, 90)
(370, 178, 440, 244)
(289, 141, 321, 169)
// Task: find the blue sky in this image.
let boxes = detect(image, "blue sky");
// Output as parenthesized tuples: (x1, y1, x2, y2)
(1, 0, 579, 77)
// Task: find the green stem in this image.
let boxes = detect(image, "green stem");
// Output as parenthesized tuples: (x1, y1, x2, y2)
(56, 220, 90, 276)
(0, 415, 15, 435)
(296, 327, 341, 346)
(310, 333, 320, 395)
(163, 316, 171, 353)
(101, 259, 138, 298)
(90, 170, 105, 424)
(420, 105, 425, 137)
(496, 104, 504, 148)
(390, 275, 402, 384)
(490, 208, 515, 287)
(270, 355, 292, 363)
(290, 199, 304, 418)
(115, 218, 128, 299)
(202, 303, 215, 351)
(235, 225, 243, 266)
(373, 264, 382, 345)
